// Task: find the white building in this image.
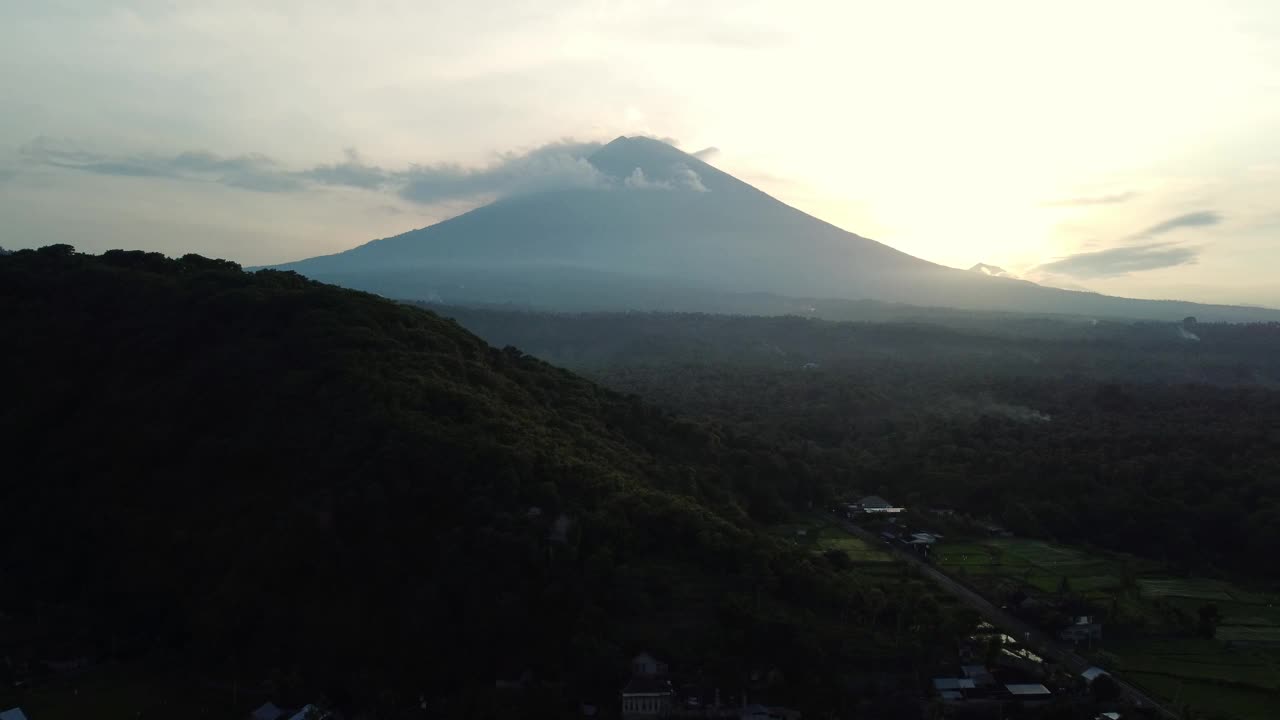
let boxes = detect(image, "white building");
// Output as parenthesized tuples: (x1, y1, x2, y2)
(621, 676, 673, 718)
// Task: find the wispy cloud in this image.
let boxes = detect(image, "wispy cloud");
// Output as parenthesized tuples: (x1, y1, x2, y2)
(622, 164, 708, 192)
(397, 141, 607, 203)
(18, 137, 718, 205)
(1036, 242, 1199, 279)
(1043, 191, 1138, 207)
(1131, 210, 1222, 239)
(21, 138, 307, 191)
(366, 204, 405, 217)
(692, 146, 721, 161)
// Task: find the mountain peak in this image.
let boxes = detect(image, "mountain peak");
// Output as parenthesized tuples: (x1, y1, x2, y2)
(587, 135, 741, 194)
(969, 262, 1015, 278)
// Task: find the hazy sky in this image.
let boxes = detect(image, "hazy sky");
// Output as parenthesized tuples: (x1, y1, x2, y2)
(3, 0, 1278, 307)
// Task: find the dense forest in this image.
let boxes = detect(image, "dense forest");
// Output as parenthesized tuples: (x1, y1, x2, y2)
(433, 306, 1280, 581)
(0, 247, 970, 718)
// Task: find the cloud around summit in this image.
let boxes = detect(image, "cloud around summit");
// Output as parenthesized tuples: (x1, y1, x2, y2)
(19, 136, 716, 205)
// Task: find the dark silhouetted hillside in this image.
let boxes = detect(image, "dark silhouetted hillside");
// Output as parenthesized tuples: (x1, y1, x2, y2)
(0, 246, 963, 717)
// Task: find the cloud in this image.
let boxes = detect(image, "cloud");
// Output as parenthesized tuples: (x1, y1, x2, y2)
(622, 164, 708, 192)
(20, 135, 721, 209)
(20, 137, 616, 204)
(1036, 242, 1199, 279)
(1132, 210, 1222, 238)
(1043, 191, 1137, 206)
(298, 148, 389, 190)
(21, 138, 306, 191)
(398, 140, 606, 203)
(692, 146, 720, 160)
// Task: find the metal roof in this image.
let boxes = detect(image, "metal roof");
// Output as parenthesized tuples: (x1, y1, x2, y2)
(1081, 667, 1111, 682)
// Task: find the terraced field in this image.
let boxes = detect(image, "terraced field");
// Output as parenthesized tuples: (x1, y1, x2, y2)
(1138, 578, 1236, 602)
(934, 536, 1280, 719)
(935, 539, 1126, 601)
(773, 520, 895, 564)
(1107, 637, 1280, 720)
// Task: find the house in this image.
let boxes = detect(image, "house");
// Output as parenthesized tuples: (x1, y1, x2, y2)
(621, 675, 673, 718)
(1, 708, 29, 720)
(284, 706, 330, 720)
(1080, 667, 1110, 685)
(1060, 616, 1103, 643)
(960, 665, 996, 686)
(932, 678, 976, 693)
(251, 702, 286, 720)
(631, 652, 668, 677)
(1005, 684, 1052, 706)
(859, 496, 904, 514)
(909, 532, 940, 545)
(1096, 713, 1122, 720)
(249, 703, 325, 720)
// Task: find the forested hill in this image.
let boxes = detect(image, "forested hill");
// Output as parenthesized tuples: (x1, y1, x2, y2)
(428, 306, 1280, 581)
(0, 246, 959, 717)
(429, 305, 1280, 385)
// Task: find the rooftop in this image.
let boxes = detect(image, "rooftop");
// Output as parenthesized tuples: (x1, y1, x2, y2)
(622, 676, 672, 695)
(1005, 684, 1051, 696)
(1081, 667, 1111, 683)
(933, 678, 976, 691)
(252, 702, 286, 720)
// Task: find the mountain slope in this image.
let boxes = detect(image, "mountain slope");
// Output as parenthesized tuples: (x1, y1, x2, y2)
(0, 246, 949, 716)
(275, 136, 1278, 322)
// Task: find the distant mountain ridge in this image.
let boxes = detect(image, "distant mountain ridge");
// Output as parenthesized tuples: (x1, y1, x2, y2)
(273, 137, 1279, 322)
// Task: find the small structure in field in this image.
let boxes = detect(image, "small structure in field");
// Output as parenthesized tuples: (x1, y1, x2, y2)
(859, 496, 904, 514)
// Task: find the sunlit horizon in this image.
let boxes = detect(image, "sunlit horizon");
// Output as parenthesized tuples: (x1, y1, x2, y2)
(3, 0, 1277, 307)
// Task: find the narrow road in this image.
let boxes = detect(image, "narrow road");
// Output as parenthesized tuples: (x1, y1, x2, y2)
(829, 514, 1176, 718)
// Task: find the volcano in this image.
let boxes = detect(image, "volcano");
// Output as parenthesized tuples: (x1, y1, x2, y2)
(273, 136, 1277, 322)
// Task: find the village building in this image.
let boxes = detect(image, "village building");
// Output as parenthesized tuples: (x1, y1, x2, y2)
(1, 708, 29, 720)
(1060, 616, 1103, 643)
(251, 702, 287, 720)
(960, 664, 996, 686)
(249, 702, 326, 720)
(858, 496, 904, 514)
(631, 652, 668, 677)
(1081, 667, 1111, 686)
(621, 675, 673, 718)
(1005, 683, 1053, 707)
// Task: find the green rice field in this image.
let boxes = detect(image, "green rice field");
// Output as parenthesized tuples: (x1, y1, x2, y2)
(934, 536, 1280, 719)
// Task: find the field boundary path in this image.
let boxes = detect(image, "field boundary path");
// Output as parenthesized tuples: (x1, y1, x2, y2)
(828, 513, 1177, 719)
